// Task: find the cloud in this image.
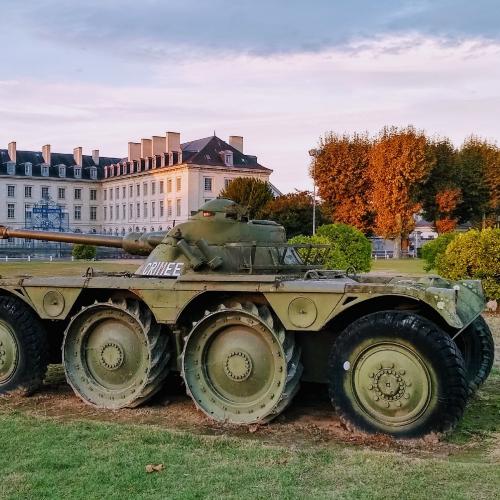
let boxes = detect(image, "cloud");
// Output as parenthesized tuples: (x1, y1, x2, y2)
(2, 34, 500, 193)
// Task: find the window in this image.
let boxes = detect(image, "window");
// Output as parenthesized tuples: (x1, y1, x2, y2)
(41, 165, 49, 176)
(104, 206, 107, 220)
(24, 186, 32, 198)
(74, 206, 82, 220)
(58, 187, 65, 199)
(143, 182, 148, 196)
(74, 167, 81, 178)
(129, 185, 133, 197)
(143, 202, 148, 218)
(224, 151, 233, 166)
(129, 204, 133, 219)
(104, 189, 107, 201)
(136, 203, 140, 218)
(115, 187, 120, 200)
(110, 205, 113, 220)
(176, 199, 181, 217)
(25, 163, 32, 176)
(7, 185, 15, 197)
(90, 167, 97, 180)
(204, 177, 213, 192)
(167, 179, 172, 193)
(7, 204, 15, 219)
(115, 205, 119, 219)
(74, 188, 82, 200)
(122, 204, 126, 219)
(224, 178, 232, 189)
(122, 186, 126, 198)
(25, 204, 32, 220)
(159, 181, 164, 194)
(41, 187, 50, 200)
(176, 177, 181, 192)
(59, 165, 66, 177)
(167, 200, 172, 217)
(151, 201, 156, 217)
(90, 189, 97, 201)
(90, 206, 97, 221)
(136, 184, 140, 196)
(151, 182, 156, 195)
(110, 188, 113, 201)
(159, 200, 164, 217)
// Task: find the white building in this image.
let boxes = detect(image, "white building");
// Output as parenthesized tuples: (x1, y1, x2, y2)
(0, 132, 272, 249)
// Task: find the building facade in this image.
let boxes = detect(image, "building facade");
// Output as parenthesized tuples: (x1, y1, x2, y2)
(0, 132, 272, 252)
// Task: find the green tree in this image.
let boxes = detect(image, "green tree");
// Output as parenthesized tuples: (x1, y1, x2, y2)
(258, 191, 324, 237)
(456, 137, 499, 225)
(72, 244, 96, 260)
(220, 177, 273, 219)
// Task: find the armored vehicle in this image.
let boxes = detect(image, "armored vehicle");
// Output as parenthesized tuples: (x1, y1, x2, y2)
(0, 199, 494, 437)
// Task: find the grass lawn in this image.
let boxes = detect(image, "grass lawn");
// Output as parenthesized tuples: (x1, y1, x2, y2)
(0, 259, 498, 499)
(371, 258, 427, 276)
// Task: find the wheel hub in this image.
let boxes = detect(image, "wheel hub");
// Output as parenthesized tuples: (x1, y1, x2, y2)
(0, 320, 18, 383)
(99, 342, 125, 371)
(224, 351, 253, 381)
(352, 342, 432, 426)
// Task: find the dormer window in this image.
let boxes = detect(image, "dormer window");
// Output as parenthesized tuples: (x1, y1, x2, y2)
(104, 166, 108, 178)
(7, 162, 15, 175)
(90, 167, 97, 180)
(59, 165, 66, 177)
(74, 167, 82, 178)
(223, 151, 233, 167)
(41, 164, 49, 176)
(25, 162, 32, 176)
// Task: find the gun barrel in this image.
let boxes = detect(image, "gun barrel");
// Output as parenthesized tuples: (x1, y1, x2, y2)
(0, 226, 124, 248)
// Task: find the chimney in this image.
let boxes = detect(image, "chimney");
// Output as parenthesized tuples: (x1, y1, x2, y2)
(73, 146, 83, 166)
(42, 144, 51, 165)
(8, 141, 16, 163)
(141, 138, 152, 158)
(128, 142, 141, 162)
(166, 131, 180, 153)
(152, 135, 166, 156)
(92, 149, 99, 166)
(229, 135, 243, 153)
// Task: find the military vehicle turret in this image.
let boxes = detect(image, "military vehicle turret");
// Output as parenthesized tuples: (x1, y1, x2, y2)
(0, 199, 494, 437)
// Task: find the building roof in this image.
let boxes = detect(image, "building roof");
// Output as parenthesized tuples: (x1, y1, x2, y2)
(180, 136, 269, 171)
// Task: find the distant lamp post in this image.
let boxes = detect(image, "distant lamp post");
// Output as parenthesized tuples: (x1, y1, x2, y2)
(308, 148, 319, 235)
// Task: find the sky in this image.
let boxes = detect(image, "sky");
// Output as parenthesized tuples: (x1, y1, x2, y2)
(1, 0, 500, 192)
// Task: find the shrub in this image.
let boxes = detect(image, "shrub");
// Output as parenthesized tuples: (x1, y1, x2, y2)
(288, 234, 344, 269)
(72, 244, 96, 260)
(316, 223, 372, 272)
(436, 228, 500, 300)
(421, 232, 458, 271)
(289, 224, 372, 272)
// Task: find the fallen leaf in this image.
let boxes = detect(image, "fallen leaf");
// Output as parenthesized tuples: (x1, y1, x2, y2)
(145, 464, 165, 473)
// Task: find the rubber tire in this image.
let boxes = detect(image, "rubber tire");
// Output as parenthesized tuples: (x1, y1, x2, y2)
(329, 311, 468, 438)
(454, 316, 495, 396)
(0, 295, 48, 395)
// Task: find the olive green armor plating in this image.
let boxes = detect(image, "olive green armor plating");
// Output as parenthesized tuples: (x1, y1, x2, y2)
(0, 199, 493, 437)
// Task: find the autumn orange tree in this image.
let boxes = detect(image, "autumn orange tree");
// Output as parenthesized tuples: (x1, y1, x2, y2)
(368, 126, 434, 257)
(311, 132, 373, 232)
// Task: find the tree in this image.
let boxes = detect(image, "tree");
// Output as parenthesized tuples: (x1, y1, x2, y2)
(368, 126, 434, 257)
(420, 232, 457, 271)
(258, 191, 324, 237)
(312, 132, 373, 231)
(421, 138, 462, 232)
(72, 244, 96, 260)
(456, 137, 499, 226)
(219, 177, 273, 219)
